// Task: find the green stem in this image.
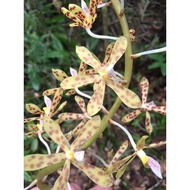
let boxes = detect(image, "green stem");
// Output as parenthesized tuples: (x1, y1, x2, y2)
(81, 0, 133, 149)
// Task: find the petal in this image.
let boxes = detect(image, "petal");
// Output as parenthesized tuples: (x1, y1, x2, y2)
(78, 61, 87, 75)
(43, 117, 69, 152)
(74, 151, 85, 162)
(106, 80, 142, 108)
(69, 3, 87, 19)
(89, 0, 99, 25)
(76, 46, 101, 72)
(136, 135, 149, 150)
(52, 69, 68, 82)
(151, 105, 166, 115)
(81, 0, 90, 14)
(110, 140, 128, 165)
(61, 7, 84, 27)
(70, 67, 78, 76)
(44, 96, 52, 110)
(85, 69, 97, 75)
(25, 104, 43, 115)
(71, 119, 88, 137)
(145, 111, 153, 134)
(53, 101, 67, 116)
(53, 159, 70, 190)
(107, 36, 127, 67)
(72, 161, 113, 187)
(60, 75, 100, 89)
(24, 117, 40, 123)
(87, 80, 105, 116)
(65, 89, 76, 96)
(103, 42, 115, 67)
(139, 77, 149, 103)
(144, 140, 166, 149)
(42, 88, 59, 96)
(106, 153, 136, 175)
(49, 88, 64, 117)
(122, 109, 142, 122)
(75, 96, 87, 113)
(58, 113, 84, 123)
(24, 153, 65, 171)
(70, 115, 101, 150)
(147, 156, 163, 179)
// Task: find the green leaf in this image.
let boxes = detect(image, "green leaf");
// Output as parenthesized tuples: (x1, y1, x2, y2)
(148, 62, 161, 69)
(24, 171, 33, 182)
(31, 138, 38, 152)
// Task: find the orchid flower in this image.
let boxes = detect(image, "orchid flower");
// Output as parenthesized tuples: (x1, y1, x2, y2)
(57, 95, 92, 137)
(106, 120, 165, 179)
(61, 0, 118, 40)
(24, 88, 66, 124)
(122, 77, 166, 134)
(61, 36, 142, 116)
(24, 117, 113, 189)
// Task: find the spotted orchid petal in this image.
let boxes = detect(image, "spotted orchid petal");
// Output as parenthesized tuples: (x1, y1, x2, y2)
(25, 104, 44, 115)
(70, 115, 101, 151)
(139, 77, 149, 104)
(145, 111, 153, 134)
(58, 113, 84, 123)
(48, 88, 64, 117)
(87, 80, 105, 116)
(106, 79, 142, 108)
(106, 153, 136, 175)
(147, 156, 163, 179)
(42, 88, 60, 96)
(76, 46, 101, 72)
(78, 61, 87, 75)
(144, 140, 166, 149)
(110, 140, 128, 165)
(89, 0, 99, 26)
(24, 153, 66, 171)
(71, 119, 88, 137)
(24, 117, 40, 123)
(85, 69, 97, 75)
(103, 43, 115, 66)
(53, 101, 67, 117)
(115, 154, 136, 179)
(53, 159, 70, 190)
(61, 7, 84, 27)
(65, 89, 76, 96)
(72, 161, 113, 187)
(74, 151, 85, 162)
(106, 36, 127, 67)
(43, 117, 69, 152)
(151, 105, 166, 115)
(136, 135, 149, 150)
(75, 96, 87, 113)
(52, 69, 68, 82)
(122, 108, 142, 122)
(60, 75, 100, 90)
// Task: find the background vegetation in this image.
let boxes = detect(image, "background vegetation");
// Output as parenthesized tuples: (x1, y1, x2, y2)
(24, 0, 166, 189)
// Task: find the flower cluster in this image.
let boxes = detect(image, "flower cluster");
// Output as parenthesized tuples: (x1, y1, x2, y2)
(24, 0, 166, 189)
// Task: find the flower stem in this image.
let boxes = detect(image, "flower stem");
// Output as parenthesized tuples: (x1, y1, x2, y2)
(81, 0, 133, 150)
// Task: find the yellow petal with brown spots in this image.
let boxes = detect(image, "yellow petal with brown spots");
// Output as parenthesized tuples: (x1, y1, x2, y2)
(52, 69, 68, 82)
(53, 159, 70, 190)
(24, 153, 65, 171)
(72, 161, 113, 187)
(43, 117, 69, 152)
(122, 109, 142, 122)
(42, 88, 59, 96)
(145, 111, 153, 134)
(106, 80, 142, 108)
(107, 36, 127, 67)
(75, 96, 87, 113)
(70, 115, 101, 151)
(139, 77, 149, 103)
(144, 140, 166, 149)
(76, 46, 101, 72)
(87, 80, 105, 116)
(104, 42, 115, 66)
(24, 117, 40, 123)
(25, 104, 43, 115)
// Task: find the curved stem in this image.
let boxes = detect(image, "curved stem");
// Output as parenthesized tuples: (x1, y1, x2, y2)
(38, 132, 51, 155)
(86, 28, 118, 41)
(81, 0, 133, 150)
